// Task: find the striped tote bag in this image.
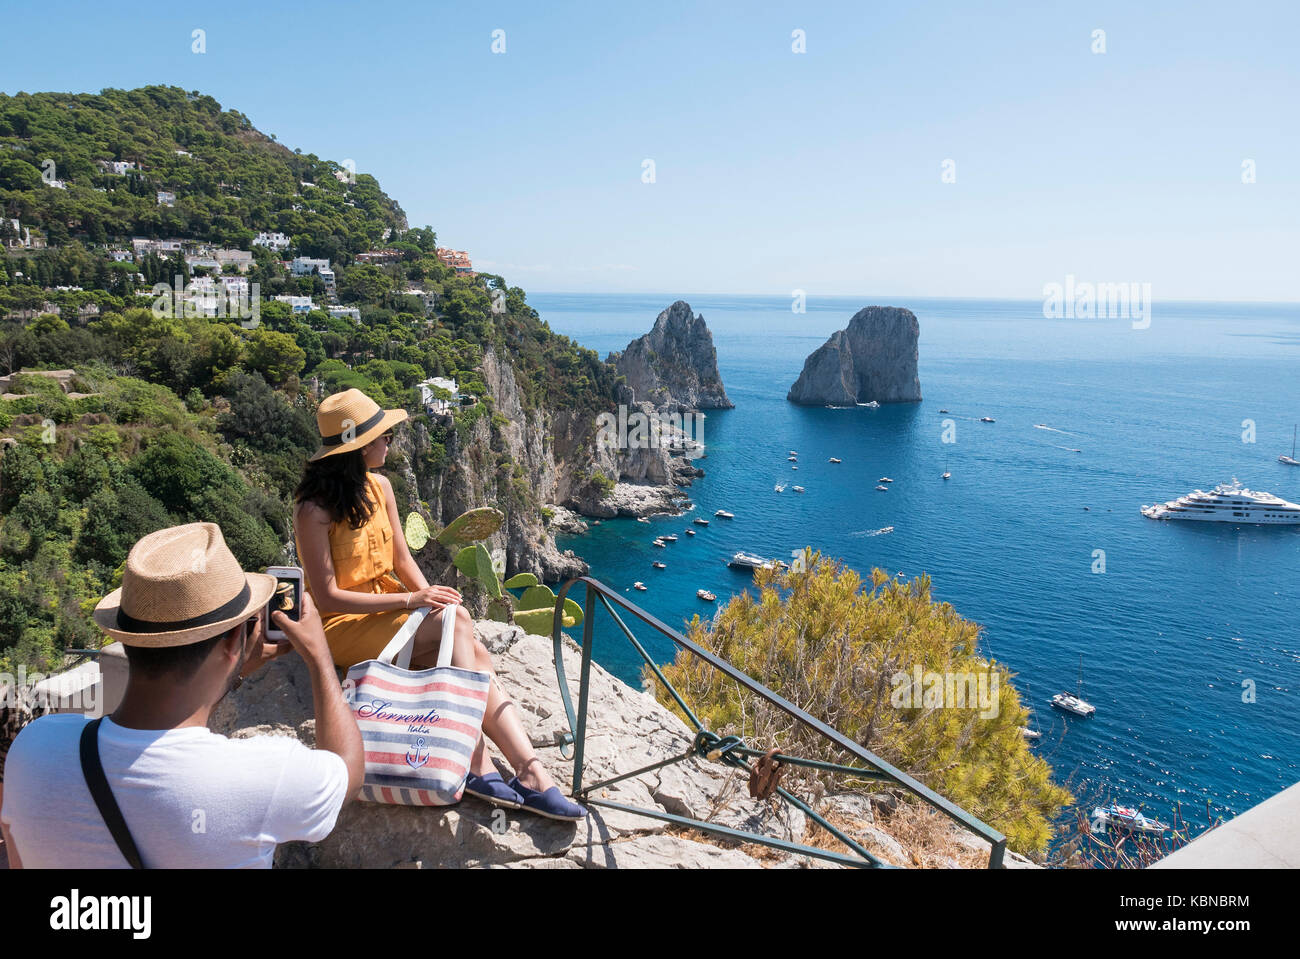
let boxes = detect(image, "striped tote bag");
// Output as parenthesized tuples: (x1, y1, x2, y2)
(343, 602, 490, 805)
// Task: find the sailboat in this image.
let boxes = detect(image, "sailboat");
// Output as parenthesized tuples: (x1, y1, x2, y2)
(942, 452, 951, 481)
(1280, 425, 1299, 466)
(1051, 655, 1096, 717)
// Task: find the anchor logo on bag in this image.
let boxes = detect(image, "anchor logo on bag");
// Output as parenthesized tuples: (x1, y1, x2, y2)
(406, 737, 430, 769)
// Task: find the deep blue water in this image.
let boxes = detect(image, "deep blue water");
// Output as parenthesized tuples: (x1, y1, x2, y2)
(533, 292, 1300, 841)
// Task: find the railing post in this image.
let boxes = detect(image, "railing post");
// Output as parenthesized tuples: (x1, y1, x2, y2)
(571, 581, 596, 795)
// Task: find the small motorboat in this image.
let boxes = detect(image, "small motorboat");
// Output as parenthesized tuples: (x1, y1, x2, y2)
(652, 539, 666, 548)
(791, 465, 798, 470)
(1020, 727, 1042, 741)
(685, 529, 696, 536)
(653, 561, 666, 569)
(939, 408, 950, 414)
(1091, 804, 1169, 836)
(693, 517, 710, 526)
(878, 477, 893, 484)
(1281, 426, 1299, 465)
(636, 517, 650, 523)
(829, 457, 841, 463)
(632, 581, 647, 591)
(696, 589, 716, 601)
(714, 510, 734, 519)
(876, 485, 888, 492)
(792, 485, 805, 493)
(980, 416, 995, 423)
(859, 400, 880, 408)
(788, 451, 797, 456)
(662, 534, 678, 542)
(788, 455, 798, 461)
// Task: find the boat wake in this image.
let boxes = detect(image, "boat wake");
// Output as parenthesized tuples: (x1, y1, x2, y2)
(1034, 424, 1075, 435)
(1052, 444, 1083, 452)
(850, 526, 895, 537)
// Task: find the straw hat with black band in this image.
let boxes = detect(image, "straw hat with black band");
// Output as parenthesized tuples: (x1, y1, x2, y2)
(309, 388, 409, 462)
(93, 523, 276, 648)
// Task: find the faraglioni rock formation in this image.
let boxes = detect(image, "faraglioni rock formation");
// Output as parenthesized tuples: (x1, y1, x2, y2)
(609, 301, 733, 412)
(787, 306, 922, 405)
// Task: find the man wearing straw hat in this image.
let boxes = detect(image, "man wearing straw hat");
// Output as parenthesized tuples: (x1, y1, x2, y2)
(0, 522, 364, 868)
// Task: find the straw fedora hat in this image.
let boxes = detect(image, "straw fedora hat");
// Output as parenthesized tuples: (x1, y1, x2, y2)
(93, 523, 276, 647)
(310, 388, 409, 462)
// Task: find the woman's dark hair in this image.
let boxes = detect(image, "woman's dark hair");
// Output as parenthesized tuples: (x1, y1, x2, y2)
(294, 450, 376, 528)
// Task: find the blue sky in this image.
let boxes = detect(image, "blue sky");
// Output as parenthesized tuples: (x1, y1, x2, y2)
(3, 1, 1297, 300)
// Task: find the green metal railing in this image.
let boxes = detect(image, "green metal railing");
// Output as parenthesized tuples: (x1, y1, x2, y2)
(548, 576, 1007, 869)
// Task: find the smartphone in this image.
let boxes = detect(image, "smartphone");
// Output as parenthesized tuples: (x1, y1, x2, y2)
(264, 566, 303, 642)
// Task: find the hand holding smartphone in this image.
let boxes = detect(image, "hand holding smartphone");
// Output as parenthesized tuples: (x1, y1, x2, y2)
(264, 566, 303, 642)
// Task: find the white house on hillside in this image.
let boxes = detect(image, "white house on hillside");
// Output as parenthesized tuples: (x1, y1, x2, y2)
(419, 377, 459, 413)
(274, 295, 315, 315)
(253, 231, 291, 251)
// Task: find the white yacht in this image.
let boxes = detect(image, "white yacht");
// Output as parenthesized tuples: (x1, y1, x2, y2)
(1051, 692, 1095, 717)
(1141, 479, 1300, 524)
(714, 509, 734, 519)
(1052, 657, 1095, 716)
(1091, 805, 1169, 836)
(792, 485, 805, 493)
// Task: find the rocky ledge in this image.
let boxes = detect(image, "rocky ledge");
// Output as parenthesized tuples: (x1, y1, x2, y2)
(787, 306, 922, 406)
(209, 620, 1036, 869)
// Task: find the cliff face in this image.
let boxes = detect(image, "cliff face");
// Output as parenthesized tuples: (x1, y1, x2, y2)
(381, 346, 590, 596)
(611, 301, 733, 412)
(787, 306, 922, 405)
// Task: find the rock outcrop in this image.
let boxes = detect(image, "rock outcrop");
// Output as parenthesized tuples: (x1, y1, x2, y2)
(787, 306, 921, 406)
(610, 301, 733, 412)
(209, 618, 1038, 869)
(210, 621, 802, 869)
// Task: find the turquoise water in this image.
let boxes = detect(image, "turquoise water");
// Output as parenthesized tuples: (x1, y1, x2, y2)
(534, 293, 1300, 838)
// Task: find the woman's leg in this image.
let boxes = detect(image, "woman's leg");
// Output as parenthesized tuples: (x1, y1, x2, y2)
(409, 605, 559, 792)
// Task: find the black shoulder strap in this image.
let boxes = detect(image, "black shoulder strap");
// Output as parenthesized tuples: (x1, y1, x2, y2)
(78, 718, 146, 869)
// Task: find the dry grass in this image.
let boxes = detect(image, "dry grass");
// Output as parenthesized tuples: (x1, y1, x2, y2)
(802, 795, 991, 868)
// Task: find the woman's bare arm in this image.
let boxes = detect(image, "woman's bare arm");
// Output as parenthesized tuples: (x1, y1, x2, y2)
(294, 500, 411, 616)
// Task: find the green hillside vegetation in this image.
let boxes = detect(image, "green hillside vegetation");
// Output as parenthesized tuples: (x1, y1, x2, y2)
(0, 86, 404, 252)
(654, 552, 1072, 855)
(0, 86, 620, 675)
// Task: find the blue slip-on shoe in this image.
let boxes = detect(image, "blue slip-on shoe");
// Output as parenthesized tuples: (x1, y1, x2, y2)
(464, 772, 524, 809)
(507, 777, 589, 821)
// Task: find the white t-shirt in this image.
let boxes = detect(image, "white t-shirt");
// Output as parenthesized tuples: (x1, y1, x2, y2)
(0, 714, 349, 868)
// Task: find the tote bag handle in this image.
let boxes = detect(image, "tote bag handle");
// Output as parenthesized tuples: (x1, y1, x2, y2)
(376, 602, 458, 669)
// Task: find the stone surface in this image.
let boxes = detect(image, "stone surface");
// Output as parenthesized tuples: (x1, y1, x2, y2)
(212, 624, 806, 869)
(610, 300, 733, 411)
(787, 306, 922, 405)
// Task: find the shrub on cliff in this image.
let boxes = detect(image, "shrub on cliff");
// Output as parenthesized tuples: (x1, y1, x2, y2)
(654, 551, 1072, 855)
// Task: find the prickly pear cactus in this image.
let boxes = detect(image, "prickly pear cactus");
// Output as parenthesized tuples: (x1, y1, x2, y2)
(435, 507, 504, 546)
(404, 512, 431, 550)
(453, 543, 502, 599)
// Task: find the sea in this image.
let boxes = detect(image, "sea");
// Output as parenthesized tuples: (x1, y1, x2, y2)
(533, 292, 1300, 846)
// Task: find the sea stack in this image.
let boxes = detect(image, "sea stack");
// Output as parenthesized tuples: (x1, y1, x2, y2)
(609, 300, 733, 412)
(787, 306, 921, 405)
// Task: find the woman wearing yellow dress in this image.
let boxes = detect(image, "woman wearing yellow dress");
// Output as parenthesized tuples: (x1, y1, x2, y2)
(293, 388, 585, 820)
